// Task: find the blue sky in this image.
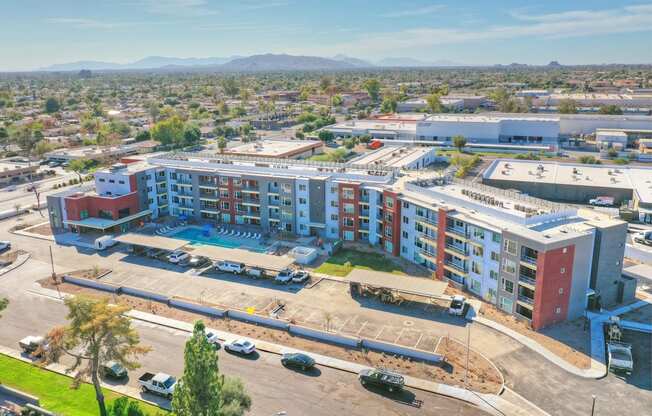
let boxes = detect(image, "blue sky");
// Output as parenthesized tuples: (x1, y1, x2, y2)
(2, 0, 652, 70)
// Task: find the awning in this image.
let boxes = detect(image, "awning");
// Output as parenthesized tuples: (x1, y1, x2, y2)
(113, 232, 188, 252)
(347, 269, 447, 297)
(190, 245, 294, 271)
(63, 210, 151, 230)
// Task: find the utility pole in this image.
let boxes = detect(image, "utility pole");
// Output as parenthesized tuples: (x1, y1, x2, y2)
(49, 246, 61, 298)
(464, 323, 471, 388)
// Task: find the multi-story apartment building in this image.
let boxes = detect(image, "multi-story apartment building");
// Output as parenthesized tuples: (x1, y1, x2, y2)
(47, 152, 635, 329)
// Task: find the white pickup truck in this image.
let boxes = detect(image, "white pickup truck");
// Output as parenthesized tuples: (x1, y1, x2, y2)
(138, 372, 177, 399)
(607, 342, 633, 375)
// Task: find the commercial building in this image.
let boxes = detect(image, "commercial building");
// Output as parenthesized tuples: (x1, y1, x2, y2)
(44, 142, 157, 163)
(348, 146, 437, 169)
(223, 139, 324, 159)
(533, 93, 652, 109)
(0, 161, 39, 186)
(594, 128, 652, 150)
(483, 159, 652, 223)
(47, 152, 635, 329)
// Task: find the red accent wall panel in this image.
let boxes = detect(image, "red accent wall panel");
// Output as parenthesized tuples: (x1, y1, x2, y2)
(435, 208, 448, 280)
(129, 175, 137, 192)
(65, 192, 140, 221)
(338, 183, 359, 240)
(532, 245, 574, 330)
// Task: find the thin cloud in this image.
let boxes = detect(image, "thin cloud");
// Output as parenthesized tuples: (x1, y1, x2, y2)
(131, 0, 219, 17)
(46, 18, 128, 30)
(381, 4, 445, 18)
(326, 3, 652, 54)
(241, 1, 290, 10)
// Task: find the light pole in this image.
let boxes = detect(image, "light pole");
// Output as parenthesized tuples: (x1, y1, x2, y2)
(464, 323, 471, 388)
(49, 245, 61, 298)
(591, 395, 596, 416)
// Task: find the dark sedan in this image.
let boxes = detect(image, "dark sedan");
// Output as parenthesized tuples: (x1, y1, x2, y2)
(101, 361, 128, 379)
(281, 353, 315, 371)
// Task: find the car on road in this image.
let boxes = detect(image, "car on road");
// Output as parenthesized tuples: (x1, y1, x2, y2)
(18, 336, 47, 357)
(0, 241, 11, 252)
(448, 295, 466, 316)
(633, 231, 652, 246)
(608, 341, 633, 375)
(291, 270, 310, 284)
(275, 269, 294, 284)
(138, 372, 177, 399)
(216, 260, 245, 274)
(206, 331, 221, 349)
(166, 250, 190, 264)
(185, 255, 211, 269)
(358, 368, 404, 392)
(224, 339, 256, 355)
(281, 353, 315, 371)
(101, 361, 128, 379)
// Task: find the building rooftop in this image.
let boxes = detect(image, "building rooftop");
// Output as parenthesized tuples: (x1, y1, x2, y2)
(424, 114, 560, 123)
(348, 146, 432, 168)
(224, 139, 323, 158)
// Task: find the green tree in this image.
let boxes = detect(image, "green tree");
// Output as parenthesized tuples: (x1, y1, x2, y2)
(183, 124, 202, 146)
(221, 78, 240, 98)
(318, 130, 335, 142)
(380, 97, 397, 113)
(172, 321, 251, 416)
(598, 104, 623, 115)
(362, 79, 381, 102)
(44, 296, 150, 416)
(558, 99, 578, 114)
(150, 116, 185, 146)
(44, 97, 60, 114)
(134, 130, 151, 142)
(68, 159, 89, 182)
(426, 93, 442, 113)
(0, 126, 8, 151)
(452, 135, 467, 152)
(217, 136, 227, 153)
(107, 397, 145, 416)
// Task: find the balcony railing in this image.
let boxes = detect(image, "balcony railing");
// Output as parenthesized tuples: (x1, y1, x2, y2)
(199, 193, 218, 200)
(175, 178, 193, 185)
(521, 255, 538, 265)
(518, 294, 535, 305)
(242, 197, 261, 204)
(416, 215, 437, 226)
(360, 209, 370, 217)
(446, 226, 468, 238)
(519, 274, 537, 287)
(419, 248, 437, 258)
(444, 260, 467, 273)
(446, 244, 466, 256)
(419, 232, 437, 242)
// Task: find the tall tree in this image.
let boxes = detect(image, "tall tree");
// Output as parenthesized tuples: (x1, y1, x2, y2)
(44, 97, 61, 114)
(452, 135, 467, 152)
(598, 104, 623, 115)
(68, 159, 89, 182)
(558, 99, 578, 114)
(44, 296, 150, 416)
(221, 78, 240, 98)
(172, 321, 251, 416)
(426, 93, 443, 113)
(150, 116, 185, 146)
(217, 136, 227, 153)
(362, 79, 381, 102)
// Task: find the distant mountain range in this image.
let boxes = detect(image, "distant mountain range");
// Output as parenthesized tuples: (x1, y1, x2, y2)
(40, 53, 471, 72)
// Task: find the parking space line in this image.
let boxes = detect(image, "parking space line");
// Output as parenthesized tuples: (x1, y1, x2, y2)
(415, 332, 424, 349)
(337, 316, 353, 332)
(356, 321, 368, 336)
(375, 326, 386, 340)
(394, 327, 405, 344)
(434, 336, 443, 353)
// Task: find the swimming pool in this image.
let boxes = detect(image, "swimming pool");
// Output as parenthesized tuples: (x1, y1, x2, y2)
(171, 227, 269, 253)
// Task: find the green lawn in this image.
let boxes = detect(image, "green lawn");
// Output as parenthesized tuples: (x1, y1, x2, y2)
(0, 354, 165, 415)
(314, 249, 406, 277)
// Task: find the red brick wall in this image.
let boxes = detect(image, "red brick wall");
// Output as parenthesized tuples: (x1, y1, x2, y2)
(65, 192, 140, 221)
(435, 208, 448, 280)
(338, 183, 359, 240)
(383, 190, 401, 256)
(532, 245, 574, 330)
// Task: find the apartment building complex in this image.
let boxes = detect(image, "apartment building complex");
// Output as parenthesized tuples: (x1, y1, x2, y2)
(47, 152, 634, 329)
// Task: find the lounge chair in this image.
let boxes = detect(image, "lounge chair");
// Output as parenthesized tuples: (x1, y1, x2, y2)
(229, 230, 236, 236)
(245, 232, 252, 238)
(254, 233, 261, 240)
(235, 231, 241, 237)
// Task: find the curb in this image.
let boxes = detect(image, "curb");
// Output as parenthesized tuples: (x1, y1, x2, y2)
(0, 253, 31, 276)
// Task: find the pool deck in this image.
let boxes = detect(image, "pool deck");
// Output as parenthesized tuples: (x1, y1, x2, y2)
(167, 226, 274, 253)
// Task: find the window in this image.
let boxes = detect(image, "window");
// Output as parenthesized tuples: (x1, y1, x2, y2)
(402, 231, 408, 239)
(342, 188, 354, 199)
(559, 288, 564, 295)
(473, 228, 485, 240)
(331, 214, 339, 221)
(403, 216, 409, 224)
(330, 200, 338, 208)
(343, 230, 354, 241)
(330, 186, 337, 194)
(472, 246, 484, 257)
(80, 210, 89, 220)
(503, 239, 517, 255)
(299, 184, 307, 191)
(560, 267, 566, 274)
(502, 278, 514, 293)
(502, 259, 516, 274)
(401, 245, 407, 254)
(99, 178, 106, 182)
(491, 251, 500, 262)
(492, 233, 501, 244)
(488, 288, 498, 302)
(490, 270, 499, 280)
(299, 211, 305, 218)
(118, 180, 125, 184)
(343, 203, 354, 215)
(555, 307, 562, 314)
(471, 261, 482, 275)
(499, 297, 513, 313)
(109, 179, 115, 184)
(402, 201, 409, 208)
(299, 197, 307, 204)
(470, 279, 481, 293)
(282, 183, 291, 193)
(385, 196, 394, 209)
(344, 218, 354, 227)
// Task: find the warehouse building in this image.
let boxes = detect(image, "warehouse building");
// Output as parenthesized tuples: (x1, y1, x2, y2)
(223, 139, 324, 159)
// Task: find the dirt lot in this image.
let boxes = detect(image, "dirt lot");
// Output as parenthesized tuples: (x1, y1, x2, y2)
(43, 277, 503, 394)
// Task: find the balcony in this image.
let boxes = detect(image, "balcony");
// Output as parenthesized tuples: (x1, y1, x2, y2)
(517, 294, 535, 308)
(199, 193, 218, 200)
(175, 178, 193, 186)
(418, 232, 437, 243)
(445, 243, 466, 256)
(419, 248, 437, 261)
(200, 206, 219, 213)
(156, 186, 167, 195)
(242, 184, 259, 192)
(268, 186, 280, 194)
(416, 214, 437, 227)
(445, 226, 469, 240)
(359, 194, 370, 203)
(242, 196, 261, 205)
(360, 209, 370, 218)
(444, 260, 467, 274)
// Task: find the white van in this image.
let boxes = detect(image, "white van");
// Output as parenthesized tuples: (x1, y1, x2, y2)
(167, 250, 190, 264)
(216, 260, 245, 274)
(94, 235, 117, 251)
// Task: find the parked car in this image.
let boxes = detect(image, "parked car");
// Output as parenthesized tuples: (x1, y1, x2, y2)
(291, 270, 310, 284)
(206, 331, 221, 349)
(138, 372, 177, 399)
(589, 196, 614, 207)
(281, 353, 315, 371)
(608, 342, 633, 375)
(246, 267, 264, 279)
(448, 295, 466, 316)
(224, 339, 256, 355)
(101, 361, 128, 379)
(166, 250, 190, 264)
(358, 368, 404, 392)
(186, 255, 211, 269)
(275, 269, 294, 284)
(18, 336, 47, 357)
(216, 260, 245, 274)
(0, 241, 11, 252)
(633, 231, 652, 246)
